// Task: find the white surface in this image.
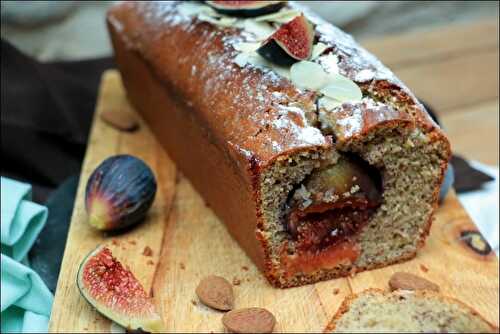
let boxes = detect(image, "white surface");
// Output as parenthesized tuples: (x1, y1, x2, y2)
(457, 162, 499, 256)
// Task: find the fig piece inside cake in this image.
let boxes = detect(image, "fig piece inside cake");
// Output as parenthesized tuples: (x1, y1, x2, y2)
(286, 156, 382, 254)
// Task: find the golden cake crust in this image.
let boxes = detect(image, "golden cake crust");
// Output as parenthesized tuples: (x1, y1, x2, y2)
(107, 1, 451, 288)
(107, 1, 449, 168)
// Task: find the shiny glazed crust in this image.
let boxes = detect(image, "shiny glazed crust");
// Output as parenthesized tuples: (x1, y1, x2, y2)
(107, 1, 451, 287)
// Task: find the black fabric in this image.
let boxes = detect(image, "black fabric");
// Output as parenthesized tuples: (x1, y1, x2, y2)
(451, 155, 495, 192)
(1, 39, 114, 203)
(29, 175, 79, 292)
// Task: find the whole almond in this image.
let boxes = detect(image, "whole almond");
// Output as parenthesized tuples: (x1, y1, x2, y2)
(222, 307, 276, 333)
(389, 272, 440, 292)
(196, 275, 234, 311)
(101, 110, 139, 132)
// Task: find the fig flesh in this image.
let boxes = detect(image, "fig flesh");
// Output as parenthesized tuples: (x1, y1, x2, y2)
(85, 155, 157, 231)
(206, 1, 286, 17)
(287, 156, 382, 251)
(77, 246, 163, 332)
(257, 14, 314, 66)
(300, 156, 382, 211)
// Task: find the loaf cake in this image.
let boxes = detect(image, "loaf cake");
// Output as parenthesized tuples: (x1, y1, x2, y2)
(325, 289, 497, 333)
(107, 1, 451, 288)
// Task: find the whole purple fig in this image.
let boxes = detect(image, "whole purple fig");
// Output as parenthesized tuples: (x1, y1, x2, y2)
(85, 155, 157, 231)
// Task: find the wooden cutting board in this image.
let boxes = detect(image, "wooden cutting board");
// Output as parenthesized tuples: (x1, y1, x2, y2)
(49, 20, 499, 332)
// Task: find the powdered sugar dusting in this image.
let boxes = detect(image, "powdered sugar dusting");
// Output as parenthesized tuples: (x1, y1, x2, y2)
(141, 1, 191, 27)
(108, 15, 124, 33)
(272, 91, 285, 99)
(236, 145, 254, 159)
(297, 126, 326, 146)
(138, 1, 420, 101)
(355, 69, 375, 82)
(318, 54, 339, 74)
(113, 1, 434, 163)
(335, 106, 363, 138)
(319, 97, 405, 139)
(272, 104, 326, 148)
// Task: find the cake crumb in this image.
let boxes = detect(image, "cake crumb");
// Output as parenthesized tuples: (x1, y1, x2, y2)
(147, 260, 154, 266)
(241, 266, 249, 271)
(128, 240, 137, 245)
(111, 239, 119, 246)
(420, 264, 429, 273)
(333, 288, 340, 295)
(180, 262, 186, 270)
(142, 246, 153, 257)
(232, 277, 241, 286)
(191, 299, 197, 306)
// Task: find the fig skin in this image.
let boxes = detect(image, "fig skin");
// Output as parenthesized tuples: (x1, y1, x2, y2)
(85, 155, 157, 231)
(206, 1, 286, 17)
(77, 245, 163, 332)
(257, 14, 315, 66)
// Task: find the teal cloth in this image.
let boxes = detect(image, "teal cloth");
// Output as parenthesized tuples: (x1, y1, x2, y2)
(1, 177, 53, 333)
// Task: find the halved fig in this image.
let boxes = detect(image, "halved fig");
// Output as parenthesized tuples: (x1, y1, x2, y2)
(257, 14, 314, 66)
(206, 1, 286, 17)
(77, 246, 163, 332)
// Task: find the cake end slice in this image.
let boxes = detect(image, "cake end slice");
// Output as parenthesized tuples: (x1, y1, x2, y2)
(325, 289, 497, 333)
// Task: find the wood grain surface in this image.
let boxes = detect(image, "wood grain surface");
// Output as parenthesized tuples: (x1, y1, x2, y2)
(49, 20, 499, 332)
